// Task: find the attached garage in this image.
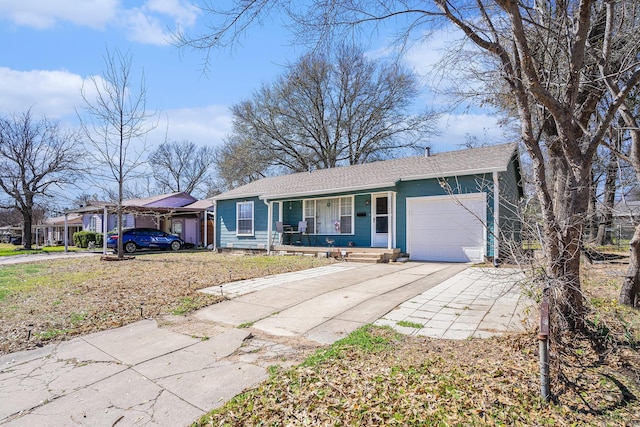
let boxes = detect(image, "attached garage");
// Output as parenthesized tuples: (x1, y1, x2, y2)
(406, 193, 487, 262)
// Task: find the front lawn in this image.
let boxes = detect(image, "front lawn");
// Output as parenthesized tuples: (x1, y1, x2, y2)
(0, 252, 332, 354)
(0, 243, 72, 257)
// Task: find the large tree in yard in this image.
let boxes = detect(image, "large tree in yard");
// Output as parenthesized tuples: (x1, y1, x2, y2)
(0, 109, 82, 249)
(225, 45, 438, 175)
(178, 0, 640, 322)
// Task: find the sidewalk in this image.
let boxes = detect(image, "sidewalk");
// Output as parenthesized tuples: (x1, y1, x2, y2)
(0, 262, 532, 426)
(0, 251, 100, 265)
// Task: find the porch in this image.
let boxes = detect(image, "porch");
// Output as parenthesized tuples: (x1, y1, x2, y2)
(272, 244, 401, 263)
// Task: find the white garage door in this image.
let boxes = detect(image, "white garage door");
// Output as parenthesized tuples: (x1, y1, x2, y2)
(407, 194, 486, 262)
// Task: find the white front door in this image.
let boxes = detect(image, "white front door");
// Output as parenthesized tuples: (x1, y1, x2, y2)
(372, 194, 389, 247)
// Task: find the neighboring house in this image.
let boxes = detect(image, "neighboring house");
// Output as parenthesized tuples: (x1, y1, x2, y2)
(211, 143, 523, 263)
(61, 192, 215, 248)
(41, 214, 83, 246)
(612, 198, 640, 240)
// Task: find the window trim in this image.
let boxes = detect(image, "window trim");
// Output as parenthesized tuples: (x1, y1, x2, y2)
(236, 201, 255, 236)
(303, 196, 354, 235)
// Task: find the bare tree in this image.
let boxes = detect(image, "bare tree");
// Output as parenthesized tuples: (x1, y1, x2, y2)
(0, 110, 82, 249)
(180, 1, 640, 321)
(214, 133, 276, 191)
(148, 140, 215, 197)
(228, 45, 438, 172)
(78, 48, 157, 258)
(0, 208, 22, 228)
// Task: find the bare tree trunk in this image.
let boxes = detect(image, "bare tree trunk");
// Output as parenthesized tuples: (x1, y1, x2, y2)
(587, 171, 598, 242)
(22, 210, 33, 250)
(596, 151, 618, 245)
(620, 224, 640, 307)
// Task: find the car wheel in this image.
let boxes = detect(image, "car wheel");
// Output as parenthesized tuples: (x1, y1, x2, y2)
(170, 240, 181, 251)
(125, 242, 137, 253)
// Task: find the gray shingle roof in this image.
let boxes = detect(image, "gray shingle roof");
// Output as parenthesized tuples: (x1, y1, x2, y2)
(214, 143, 518, 201)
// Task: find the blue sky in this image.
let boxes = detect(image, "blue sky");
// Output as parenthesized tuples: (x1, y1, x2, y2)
(0, 1, 513, 178)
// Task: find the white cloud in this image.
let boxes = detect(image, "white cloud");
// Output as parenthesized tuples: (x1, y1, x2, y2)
(0, 0, 118, 29)
(148, 105, 233, 149)
(122, 9, 171, 45)
(122, 0, 198, 45)
(0, 67, 85, 118)
(429, 113, 515, 152)
(0, 0, 199, 45)
(145, 0, 198, 27)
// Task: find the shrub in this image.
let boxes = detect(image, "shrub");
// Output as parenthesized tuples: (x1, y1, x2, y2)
(73, 231, 103, 248)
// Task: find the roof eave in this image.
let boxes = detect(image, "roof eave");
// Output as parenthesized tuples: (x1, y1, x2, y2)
(259, 182, 399, 201)
(400, 166, 507, 183)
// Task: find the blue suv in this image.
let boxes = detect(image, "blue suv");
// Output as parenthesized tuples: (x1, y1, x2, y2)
(107, 228, 184, 254)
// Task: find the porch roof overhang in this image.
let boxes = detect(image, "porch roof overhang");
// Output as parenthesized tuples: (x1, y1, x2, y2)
(63, 204, 209, 218)
(258, 181, 398, 201)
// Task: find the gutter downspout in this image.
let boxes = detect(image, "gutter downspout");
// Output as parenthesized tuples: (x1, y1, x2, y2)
(263, 199, 272, 254)
(493, 171, 500, 266)
(203, 210, 208, 248)
(212, 201, 217, 251)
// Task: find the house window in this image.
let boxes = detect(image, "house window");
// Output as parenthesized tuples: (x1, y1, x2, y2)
(303, 196, 353, 234)
(89, 216, 97, 231)
(236, 201, 254, 236)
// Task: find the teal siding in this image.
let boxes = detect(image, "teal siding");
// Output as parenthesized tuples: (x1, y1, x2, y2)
(271, 192, 378, 248)
(396, 175, 495, 255)
(215, 156, 522, 257)
(217, 197, 270, 249)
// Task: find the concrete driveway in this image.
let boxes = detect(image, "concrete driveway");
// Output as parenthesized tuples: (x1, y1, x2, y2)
(0, 262, 532, 426)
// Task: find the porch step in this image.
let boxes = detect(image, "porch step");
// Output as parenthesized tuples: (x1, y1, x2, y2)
(346, 252, 384, 263)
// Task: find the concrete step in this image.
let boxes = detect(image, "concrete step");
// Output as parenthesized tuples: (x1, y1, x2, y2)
(346, 253, 383, 263)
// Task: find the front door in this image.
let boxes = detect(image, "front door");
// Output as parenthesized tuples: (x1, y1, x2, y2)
(372, 194, 389, 247)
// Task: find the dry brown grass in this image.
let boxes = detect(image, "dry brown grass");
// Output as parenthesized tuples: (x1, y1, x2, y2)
(193, 260, 640, 427)
(0, 251, 332, 354)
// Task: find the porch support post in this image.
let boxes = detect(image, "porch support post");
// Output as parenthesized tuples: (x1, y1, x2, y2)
(493, 171, 500, 265)
(103, 206, 108, 255)
(212, 201, 217, 251)
(64, 212, 69, 252)
(203, 210, 208, 247)
(264, 199, 272, 253)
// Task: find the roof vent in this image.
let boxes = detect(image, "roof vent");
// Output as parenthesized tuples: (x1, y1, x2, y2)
(424, 146, 431, 157)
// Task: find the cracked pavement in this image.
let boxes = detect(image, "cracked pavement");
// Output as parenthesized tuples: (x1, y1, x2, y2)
(0, 262, 529, 426)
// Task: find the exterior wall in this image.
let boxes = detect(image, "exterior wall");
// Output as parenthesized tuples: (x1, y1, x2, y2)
(274, 194, 373, 248)
(135, 215, 158, 229)
(215, 157, 523, 256)
(103, 213, 135, 232)
(217, 197, 270, 249)
(396, 174, 496, 256)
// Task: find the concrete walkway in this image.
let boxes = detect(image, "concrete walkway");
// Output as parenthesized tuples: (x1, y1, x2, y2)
(0, 262, 532, 426)
(0, 251, 101, 265)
